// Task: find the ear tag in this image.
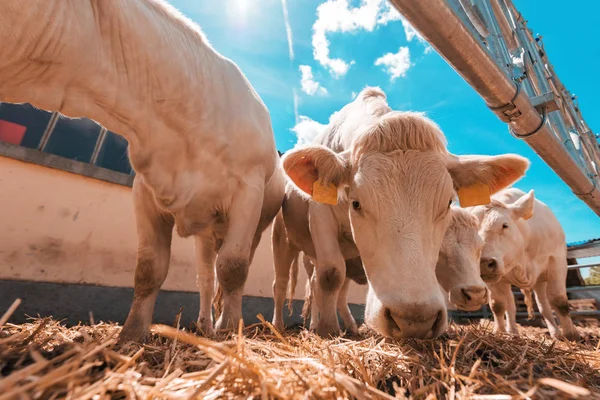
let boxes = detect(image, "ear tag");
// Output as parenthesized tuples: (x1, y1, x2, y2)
(457, 183, 491, 208)
(312, 180, 338, 205)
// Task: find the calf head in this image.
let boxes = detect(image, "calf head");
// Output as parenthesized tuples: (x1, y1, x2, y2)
(282, 110, 530, 339)
(469, 190, 535, 283)
(436, 207, 487, 311)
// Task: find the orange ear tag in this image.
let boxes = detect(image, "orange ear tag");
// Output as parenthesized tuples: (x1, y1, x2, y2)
(457, 183, 491, 208)
(312, 180, 338, 205)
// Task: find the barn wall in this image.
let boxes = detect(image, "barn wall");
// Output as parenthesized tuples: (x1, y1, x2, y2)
(0, 153, 368, 310)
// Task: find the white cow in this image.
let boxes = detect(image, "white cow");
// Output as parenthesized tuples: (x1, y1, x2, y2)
(0, 1, 285, 342)
(272, 206, 489, 334)
(279, 87, 529, 339)
(469, 188, 580, 340)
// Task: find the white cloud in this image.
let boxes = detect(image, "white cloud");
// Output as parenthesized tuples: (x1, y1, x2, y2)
(280, 0, 294, 60)
(299, 65, 328, 96)
(375, 46, 411, 81)
(291, 116, 328, 146)
(351, 91, 358, 99)
(312, 1, 428, 77)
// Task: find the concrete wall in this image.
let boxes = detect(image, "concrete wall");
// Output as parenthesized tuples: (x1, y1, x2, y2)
(0, 150, 368, 306)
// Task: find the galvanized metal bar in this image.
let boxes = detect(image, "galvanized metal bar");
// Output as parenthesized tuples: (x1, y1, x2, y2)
(489, 0, 518, 53)
(567, 261, 600, 270)
(38, 111, 59, 151)
(90, 127, 108, 165)
(512, 285, 600, 295)
(387, 0, 600, 216)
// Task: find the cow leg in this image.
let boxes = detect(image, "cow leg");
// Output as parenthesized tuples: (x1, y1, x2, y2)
(214, 180, 264, 331)
(504, 286, 519, 335)
(488, 282, 512, 334)
(533, 281, 560, 338)
(308, 268, 319, 331)
(304, 258, 319, 331)
(309, 203, 345, 337)
(337, 278, 358, 335)
(271, 214, 300, 330)
(195, 236, 217, 336)
(546, 258, 580, 340)
(120, 180, 174, 343)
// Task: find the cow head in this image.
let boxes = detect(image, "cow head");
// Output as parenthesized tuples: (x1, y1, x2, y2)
(469, 190, 535, 283)
(436, 207, 488, 312)
(282, 111, 530, 339)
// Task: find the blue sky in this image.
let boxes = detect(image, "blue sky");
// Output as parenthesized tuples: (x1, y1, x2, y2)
(170, 0, 600, 257)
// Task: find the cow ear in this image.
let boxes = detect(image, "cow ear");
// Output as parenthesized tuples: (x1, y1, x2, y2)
(282, 145, 350, 204)
(509, 190, 535, 220)
(447, 153, 530, 195)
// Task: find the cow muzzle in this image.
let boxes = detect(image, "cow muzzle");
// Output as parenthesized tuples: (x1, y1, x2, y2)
(480, 257, 503, 282)
(449, 284, 488, 311)
(384, 306, 447, 340)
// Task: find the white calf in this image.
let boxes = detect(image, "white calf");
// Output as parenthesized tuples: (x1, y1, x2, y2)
(279, 87, 529, 339)
(272, 206, 488, 334)
(469, 188, 579, 340)
(0, 0, 285, 342)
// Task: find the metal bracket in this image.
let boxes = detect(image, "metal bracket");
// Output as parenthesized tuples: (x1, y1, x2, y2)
(488, 81, 523, 123)
(509, 106, 547, 139)
(530, 92, 559, 113)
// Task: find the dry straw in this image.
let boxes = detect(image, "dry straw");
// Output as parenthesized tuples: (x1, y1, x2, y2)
(0, 299, 599, 399)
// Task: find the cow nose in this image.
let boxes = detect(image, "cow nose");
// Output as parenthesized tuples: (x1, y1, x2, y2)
(460, 285, 488, 307)
(480, 258, 497, 272)
(386, 308, 447, 339)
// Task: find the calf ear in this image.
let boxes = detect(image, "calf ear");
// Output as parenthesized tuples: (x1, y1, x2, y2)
(509, 190, 535, 220)
(282, 145, 350, 202)
(447, 153, 530, 194)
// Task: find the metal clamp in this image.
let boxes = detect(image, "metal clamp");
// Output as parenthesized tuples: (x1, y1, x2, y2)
(508, 106, 547, 139)
(488, 81, 522, 123)
(573, 180, 598, 198)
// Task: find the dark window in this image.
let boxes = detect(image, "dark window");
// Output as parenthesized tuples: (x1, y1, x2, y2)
(44, 116, 101, 163)
(0, 102, 52, 148)
(94, 131, 133, 175)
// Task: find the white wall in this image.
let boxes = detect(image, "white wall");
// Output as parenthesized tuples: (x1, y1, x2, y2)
(0, 156, 368, 304)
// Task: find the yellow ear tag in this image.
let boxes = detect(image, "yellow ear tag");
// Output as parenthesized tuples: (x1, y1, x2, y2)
(312, 180, 338, 205)
(457, 183, 491, 208)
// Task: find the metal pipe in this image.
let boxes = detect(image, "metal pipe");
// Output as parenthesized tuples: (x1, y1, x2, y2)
(567, 261, 600, 270)
(90, 127, 108, 165)
(512, 285, 600, 295)
(387, 0, 600, 216)
(489, 0, 518, 53)
(38, 112, 59, 151)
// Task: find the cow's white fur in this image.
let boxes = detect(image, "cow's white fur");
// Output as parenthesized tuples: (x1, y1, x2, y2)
(469, 188, 579, 340)
(0, 0, 285, 342)
(279, 87, 529, 339)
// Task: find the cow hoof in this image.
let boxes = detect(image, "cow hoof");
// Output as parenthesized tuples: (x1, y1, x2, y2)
(272, 318, 285, 332)
(214, 315, 239, 332)
(316, 322, 341, 338)
(195, 319, 214, 337)
(345, 323, 359, 337)
(563, 330, 581, 341)
(118, 326, 150, 344)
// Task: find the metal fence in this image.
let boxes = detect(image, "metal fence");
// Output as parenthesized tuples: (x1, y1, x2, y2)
(388, 0, 600, 216)
(386, 0, 600, 321)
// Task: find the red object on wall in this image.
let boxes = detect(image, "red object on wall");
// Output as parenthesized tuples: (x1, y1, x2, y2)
(0, 119, 27, 145)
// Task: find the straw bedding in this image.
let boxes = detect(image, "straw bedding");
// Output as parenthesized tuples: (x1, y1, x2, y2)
(0, 299, 599, 399)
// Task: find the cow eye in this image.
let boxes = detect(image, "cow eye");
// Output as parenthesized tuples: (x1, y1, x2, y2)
(502, 223, 509, 229)
(352, 200, 361, 210)
(448, 199, 452, 208)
